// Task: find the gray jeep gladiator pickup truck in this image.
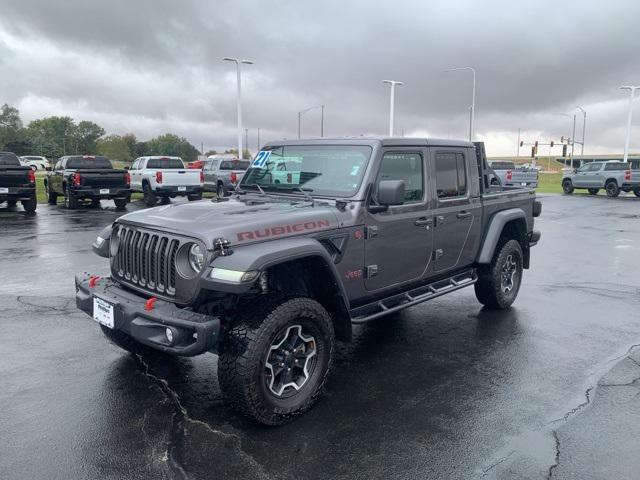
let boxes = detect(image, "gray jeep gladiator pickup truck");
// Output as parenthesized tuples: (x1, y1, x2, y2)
(75, 138, 541, 425)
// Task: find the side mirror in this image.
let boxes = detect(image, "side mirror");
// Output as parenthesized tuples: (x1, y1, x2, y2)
(45, 166, 52, 171)
(572, 168, 577, 174)
(370, 180, 405, 213)
(124, 166, 130, 170)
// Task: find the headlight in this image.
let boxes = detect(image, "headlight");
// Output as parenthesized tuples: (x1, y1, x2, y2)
(188, 244, 205, 272)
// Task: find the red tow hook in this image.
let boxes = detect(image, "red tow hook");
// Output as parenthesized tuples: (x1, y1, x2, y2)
(88, 275, 100, 288)
(144, 296, 157, 311)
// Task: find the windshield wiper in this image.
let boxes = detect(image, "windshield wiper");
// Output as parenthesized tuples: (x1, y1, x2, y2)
(294, 186, 314, 204)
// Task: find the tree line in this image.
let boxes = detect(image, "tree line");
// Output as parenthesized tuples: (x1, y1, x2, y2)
(0, 104, 203, 162)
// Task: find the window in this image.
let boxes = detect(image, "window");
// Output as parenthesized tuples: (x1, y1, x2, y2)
(604, 162, 629, 171)
(586, 163, 602, 171)
(377, 152, 423, 203)
(435, 152, 467, 199)
(220, 160, 250, 170)
(66, 156, 113, 169)
(131, 159, 140, 170)
(147, 158, 184, 169)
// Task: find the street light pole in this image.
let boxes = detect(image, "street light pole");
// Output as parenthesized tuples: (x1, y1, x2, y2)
(445, 66, 476, 141)
(576, 106, 586, 156)
(223, 57, 253, 159)
(257, 127, 260, 150)
(517, 128, 521, 157)
(298, 105, 324, 139)
(382, 80, 404, 136)
(321, 105, 324, 138)
(620, 86, 640, 163)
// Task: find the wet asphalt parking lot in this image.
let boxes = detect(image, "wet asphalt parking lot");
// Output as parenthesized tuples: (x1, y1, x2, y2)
(1, 194, 640, 480)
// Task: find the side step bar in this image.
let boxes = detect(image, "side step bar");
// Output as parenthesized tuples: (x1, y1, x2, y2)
(350, 269, 477, 324)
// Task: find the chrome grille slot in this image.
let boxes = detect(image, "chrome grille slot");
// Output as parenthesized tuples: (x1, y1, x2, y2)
(111, 225, 186, 299)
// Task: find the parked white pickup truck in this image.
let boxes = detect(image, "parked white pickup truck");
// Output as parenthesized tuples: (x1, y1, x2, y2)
(488, 161, 539, 188)
(129, 156, 204, 206)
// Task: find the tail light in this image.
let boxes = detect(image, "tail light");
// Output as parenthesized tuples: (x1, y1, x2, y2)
(230, 171, 237, 184)
(156, 171, 163, 184)
(124, 171, 130, 186)
(72, 172, 81, 186)
(506, 170, 513, 181)
(27, 169, 36, 183)
(199, 170, 205, 183)
(287, 173, 292, 183)
(624, 170, 631, 181)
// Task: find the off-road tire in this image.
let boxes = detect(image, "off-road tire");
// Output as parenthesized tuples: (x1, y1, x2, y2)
(46, 183, 57, 205)
(218, 297, 335, 426)
(605, 180, 620, 198)
(562, 180, 574, 194)
(634, 188, 640, 198)
(588, 188, 599, 195)
(64, 189, 78, 209)
(114, 198, 128, 210)
(474, 239, 524, 310)
(143, 182, 156, 207)
(99, 325, 168, 357)
(21, 195, 37, 213)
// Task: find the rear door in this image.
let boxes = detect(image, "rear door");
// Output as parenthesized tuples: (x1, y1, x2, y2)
(364, 149, 433, 292)
(431, 148, 482, 273)
(204, 159, 219, 190)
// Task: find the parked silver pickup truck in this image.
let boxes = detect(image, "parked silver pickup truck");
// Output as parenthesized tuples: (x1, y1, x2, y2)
(488, 161, 538, 188)
(203, 156, 250, 197)
(562, 161, 640, 197)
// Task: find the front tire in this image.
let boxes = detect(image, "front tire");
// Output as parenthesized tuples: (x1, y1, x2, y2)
(588, 188, 599, 195)
(562, 180, 574, 194)
(218, 297, 335, 426)
(634, 188, 640, 198)
(605, 180, 620, 198)
(217, 183, 226, 197)
(474, 239, 524, 310)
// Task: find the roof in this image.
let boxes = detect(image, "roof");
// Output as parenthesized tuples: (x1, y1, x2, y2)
(264, 137, 474, 148)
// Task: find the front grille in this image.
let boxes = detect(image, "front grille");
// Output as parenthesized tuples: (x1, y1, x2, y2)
(112, 225, 182, 297)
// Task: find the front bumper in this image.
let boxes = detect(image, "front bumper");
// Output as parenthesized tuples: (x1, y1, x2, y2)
(529, 230, 541, 247)
(75, 273, 220, 356)
(156, 186, 203, 197)
(70, 187, 131, 199)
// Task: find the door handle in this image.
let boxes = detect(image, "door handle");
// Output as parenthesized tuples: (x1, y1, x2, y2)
(414, 217, 433, 226)
(456, 211, 472, 219)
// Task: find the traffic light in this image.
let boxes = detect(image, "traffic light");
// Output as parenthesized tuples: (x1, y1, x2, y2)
(560, 136, 565, 143)
(562, 144, 567, 157)
(520, 141, 524, 147)
(534, 140, 538, 155)
(531, 146, 535, 158)
(550, 140, 554, 148)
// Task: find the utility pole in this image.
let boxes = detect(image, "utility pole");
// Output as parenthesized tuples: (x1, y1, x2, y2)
(298, 105, 324, 139)
(445, 66, 476, 141)
(517, 128, 521, 157)
(576, 106, 586, 156)
(257, 128, 260, 150)
(382, 80, 404, 136)
(620, 86, 640, 163)
(244, 128, 248, 158)
(223, 57, 253, 159)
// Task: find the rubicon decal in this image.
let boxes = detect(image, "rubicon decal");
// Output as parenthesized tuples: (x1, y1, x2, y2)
(237, 220, 331, 241)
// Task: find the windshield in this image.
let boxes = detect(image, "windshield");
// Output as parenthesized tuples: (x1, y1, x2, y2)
(489, 162, 515, 170)
(147, 158, 184, 169)
(220, 160, 250, 170)
(0, 152, 21, 166)
(66, 157, 113, 169)
(241, 145, 372, 197)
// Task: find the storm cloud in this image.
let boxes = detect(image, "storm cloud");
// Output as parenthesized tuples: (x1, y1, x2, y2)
(0, 0, 638, 155)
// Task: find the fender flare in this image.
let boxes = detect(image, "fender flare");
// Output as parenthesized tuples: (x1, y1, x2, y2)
(477, 208, 527, 264)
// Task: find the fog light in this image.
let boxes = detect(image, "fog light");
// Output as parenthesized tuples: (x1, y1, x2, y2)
(165, 327, 174, 344)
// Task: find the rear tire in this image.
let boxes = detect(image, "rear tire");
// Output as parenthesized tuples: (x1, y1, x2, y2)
(634, 188, 640, 198)
(588, 188, 599, 195)
(474, 239, 524, 310)
(143, 183, 156, 207)
(64, 189, 78, 209)
(160, 196, 171, 205)
(218, 297, 335, 425)
(562, 180, 574, 194)
(21, 195, 37, 213)
(114, 198, 128, 210)
(7, 199, 17, 208)
(605, 180, 620, 198)
(188, 193, 202, 201)
(217, 183, 226, 197)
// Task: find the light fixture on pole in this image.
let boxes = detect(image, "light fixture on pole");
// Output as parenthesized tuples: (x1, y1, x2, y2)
(620, 86, 640, 163)
(382, 80, 404, 137)
(223, 57, 253, 159)
(576, 106, 586, 156)
(445, 66, 476, 141)
(297, 105, 324, 139)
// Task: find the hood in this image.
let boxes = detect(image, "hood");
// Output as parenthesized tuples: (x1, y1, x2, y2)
(117, 197, 340, 249)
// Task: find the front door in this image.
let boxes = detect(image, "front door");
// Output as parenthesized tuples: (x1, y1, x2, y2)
(572, 164, 591, 188)
(129, 159, 142, 189)
(584, 163, 603, 187)
(432, 149, 480, 272)
(364, 150, 434, 292)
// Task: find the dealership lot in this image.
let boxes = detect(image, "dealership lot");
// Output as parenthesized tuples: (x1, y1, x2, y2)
(1, 194, 640, 479)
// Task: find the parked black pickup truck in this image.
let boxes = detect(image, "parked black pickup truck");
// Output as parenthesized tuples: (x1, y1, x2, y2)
(0, 151, 37, 213)
(44, 155, 131, 210)
(76, 138, 541, 425)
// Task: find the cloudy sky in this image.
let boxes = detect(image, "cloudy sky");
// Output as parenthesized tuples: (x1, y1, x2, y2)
(0, 0, 639, 156)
